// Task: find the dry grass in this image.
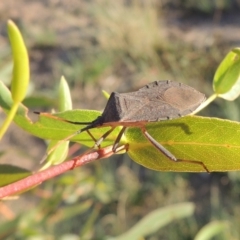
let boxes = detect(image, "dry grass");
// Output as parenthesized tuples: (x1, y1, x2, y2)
(93, 0, 162, 63)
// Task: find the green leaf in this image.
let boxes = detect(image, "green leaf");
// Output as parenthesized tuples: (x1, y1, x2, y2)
(126, 116, 240, 172)
(0, 164, 31, 187)
(43, 76, 73, 167)
(111, 202, 194, 240)
(194, 221, 228, 240)
(7, 20, 29, 103)
(43, 140, 69, 168)
(58, 76, 72, 111)
(213, 48, 240, 100)
(0, 20, 30, 139)
(0, 80, 118, 147)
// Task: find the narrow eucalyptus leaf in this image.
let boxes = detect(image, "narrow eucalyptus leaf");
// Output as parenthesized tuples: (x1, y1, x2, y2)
(7, 20, 29, 103)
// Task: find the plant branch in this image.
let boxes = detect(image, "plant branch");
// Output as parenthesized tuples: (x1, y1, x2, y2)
(0, 145, 126, 199)
(190, 93, 217, 115)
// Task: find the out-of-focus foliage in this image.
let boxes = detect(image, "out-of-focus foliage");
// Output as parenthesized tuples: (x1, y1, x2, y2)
(1, 1, 240, 240)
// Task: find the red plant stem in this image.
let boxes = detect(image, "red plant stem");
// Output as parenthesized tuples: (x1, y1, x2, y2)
(0, 145, 117, 199)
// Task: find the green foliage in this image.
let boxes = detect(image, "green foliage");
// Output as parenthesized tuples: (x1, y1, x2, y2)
(7, 20, 29, 103)
(213, 48, 240, 100)
(0, 20, 29, 139)
(127, 116, 240, 172)
(0, 165, 31, 187)
(58, 76, 72, 112)
(194, 221, 228, 240)
(1, 19, 240, 182)
(1, 16, 240, 240)
(0, 81, 115, 145)
(111, 202, 195, 240)
(43, 76, 72, 168)
(3, 78, 240, 172)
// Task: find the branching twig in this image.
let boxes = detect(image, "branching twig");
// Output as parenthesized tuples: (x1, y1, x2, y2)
(0, 145, 127, 199)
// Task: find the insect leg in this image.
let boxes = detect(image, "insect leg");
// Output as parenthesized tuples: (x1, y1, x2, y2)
(86, 130, 98, 143)
(112, 127, 127, 152)
(142, 129, 177, 161)
(141, 127, 209, 172)
(95, 127, 116, 148)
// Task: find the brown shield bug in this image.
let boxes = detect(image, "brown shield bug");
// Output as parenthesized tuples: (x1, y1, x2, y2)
(58, 80, 207, 171)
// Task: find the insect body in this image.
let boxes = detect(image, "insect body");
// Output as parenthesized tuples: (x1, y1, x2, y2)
(99, 80, 205, 124)
(66, 80, 208, 172)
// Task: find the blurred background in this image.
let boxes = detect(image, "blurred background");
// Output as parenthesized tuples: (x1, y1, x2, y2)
(1, 0, 240, 239)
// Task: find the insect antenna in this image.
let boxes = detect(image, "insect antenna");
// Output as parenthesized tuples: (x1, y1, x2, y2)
(35, 115, 98, 163)
(34, 111, 93, 125)
(58, 119, 94, 125)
